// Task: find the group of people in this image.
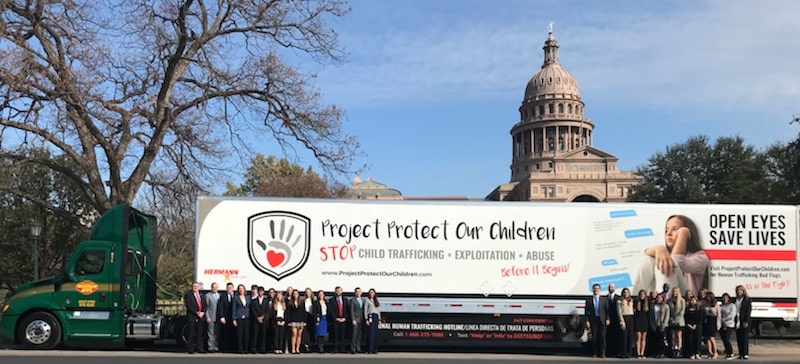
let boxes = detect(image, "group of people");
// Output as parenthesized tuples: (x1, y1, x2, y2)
(581, 213, 752, 360)
(183, 282, 381, 355)
(585, 282, 753, 360)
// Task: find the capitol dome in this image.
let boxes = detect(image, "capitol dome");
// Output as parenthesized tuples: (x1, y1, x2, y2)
(523, 31, 581, 101)
(489, 25, 641, 203)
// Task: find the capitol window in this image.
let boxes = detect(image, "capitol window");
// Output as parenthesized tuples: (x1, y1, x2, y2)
(558, 104, 564, 113)
(549, 104, 554, 114)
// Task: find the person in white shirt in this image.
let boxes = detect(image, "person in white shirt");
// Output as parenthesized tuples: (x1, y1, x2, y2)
(302, 287, 315, 352)
(719, 293, 737, 359)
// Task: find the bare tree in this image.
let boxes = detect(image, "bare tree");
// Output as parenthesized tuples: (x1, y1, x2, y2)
(139, 171, 199, 296)
(0, 0, 358, 217)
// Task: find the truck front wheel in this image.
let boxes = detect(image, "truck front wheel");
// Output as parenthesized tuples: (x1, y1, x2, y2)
(18, 312, 62, 349)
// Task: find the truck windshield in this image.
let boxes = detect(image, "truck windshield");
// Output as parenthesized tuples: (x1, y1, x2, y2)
(74, 250, 106, 276)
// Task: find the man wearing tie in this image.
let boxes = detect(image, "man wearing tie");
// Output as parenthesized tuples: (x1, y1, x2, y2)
(328, 286, 348, 353)
(204, 282, 220, 352)
(585, 283, 610, 358)
(606, 283, 620, 357)
(217, 282, 235, 352)
(184, 281, 206, 354)
(349, 287, 366, 354)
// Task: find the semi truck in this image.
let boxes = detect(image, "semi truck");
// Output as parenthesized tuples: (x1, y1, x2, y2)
(1, 197, 798, 349)
(0, 204, 164, 349)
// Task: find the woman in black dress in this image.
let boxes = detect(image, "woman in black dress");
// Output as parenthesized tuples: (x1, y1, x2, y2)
(684, 295, 703, 359)
(703, 291, 720, 359)
(633, 289, 650, 359)
(287, 290, 306, 354)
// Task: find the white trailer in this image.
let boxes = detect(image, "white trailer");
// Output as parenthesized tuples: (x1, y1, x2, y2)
(195, 197, 799, 346)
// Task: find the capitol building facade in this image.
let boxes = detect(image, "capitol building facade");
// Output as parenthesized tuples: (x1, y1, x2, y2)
(487, 29, 640, 202)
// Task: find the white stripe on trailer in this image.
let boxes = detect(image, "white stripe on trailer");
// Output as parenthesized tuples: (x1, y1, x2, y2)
(380, 297, 585, 315)
(751, 302, 798, 320)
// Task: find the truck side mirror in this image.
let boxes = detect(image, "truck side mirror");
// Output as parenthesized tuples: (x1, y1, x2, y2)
(61, 252, 69, 277)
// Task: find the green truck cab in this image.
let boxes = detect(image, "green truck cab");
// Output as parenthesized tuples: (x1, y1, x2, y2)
(0, 204, 166, 349)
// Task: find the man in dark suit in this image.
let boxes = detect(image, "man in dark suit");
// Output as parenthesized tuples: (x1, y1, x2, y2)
(585, 283, 610, 358)
(328, 286, 349, 353)
(605, 283, 620, 357)
(184, 281, 206, 354)
(250, 287, 270, 353)
(349, 287, 366, 354)
(217, 282, 235, 353)
(247, 284, 259, 353)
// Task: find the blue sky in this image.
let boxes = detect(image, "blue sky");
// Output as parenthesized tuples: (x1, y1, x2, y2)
(294, 0, 800, 198)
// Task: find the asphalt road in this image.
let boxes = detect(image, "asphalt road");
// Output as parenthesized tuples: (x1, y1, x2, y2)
(1, 339, 798, 364)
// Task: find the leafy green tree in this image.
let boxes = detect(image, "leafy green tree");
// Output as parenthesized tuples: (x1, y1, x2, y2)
(763, 117, 800, 203)
(0, 148, 91, 289)
(629, 136, 772, 203)
(629, 136, 713, 203)
(0, 0, 358, 219)
(789, 118, 800, 201)
(705, 136, 770, 203)
(226, 154, 345, 198)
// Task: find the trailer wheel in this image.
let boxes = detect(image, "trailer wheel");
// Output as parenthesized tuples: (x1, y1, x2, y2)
(17, 312, 62, 349)
(173, 318, 189, 347)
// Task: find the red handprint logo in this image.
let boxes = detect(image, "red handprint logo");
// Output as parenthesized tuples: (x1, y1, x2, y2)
(248, 211, 310, 281)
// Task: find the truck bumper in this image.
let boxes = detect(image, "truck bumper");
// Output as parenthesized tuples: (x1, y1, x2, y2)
(0, 313, 18, 345)
(0, 334, 12, 346)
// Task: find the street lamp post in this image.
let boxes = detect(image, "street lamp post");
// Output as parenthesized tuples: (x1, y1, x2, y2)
(30, 221, 42, 281)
